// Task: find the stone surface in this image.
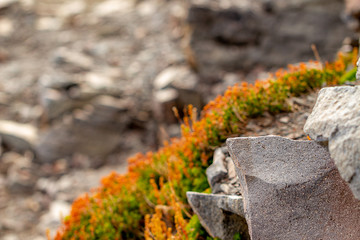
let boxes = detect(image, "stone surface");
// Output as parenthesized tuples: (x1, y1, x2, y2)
(35, 119, 123, 165)
(153, 88, 179, 124)
(0, 120, 38, 152)
(304, 86, 360, 199)
(345, 0, 360, 31)
(38, 200, 71, 233)
(227, 135, 360, 240)
(187, 192, 249, 240)
(0, 0, 17, 10)
(206, 148, 227, 188)
(187, 0, 356, 79)
(153, 65, 203, 113)
(5, 152, 37, 193)
(205, 147, 241, 195)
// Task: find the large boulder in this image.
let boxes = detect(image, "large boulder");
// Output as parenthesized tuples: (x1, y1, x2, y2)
(227, 135, 360, 240)
(187, 192, 249, 240)
(304, 85, 360, 199)
(186, 0, 356, 79)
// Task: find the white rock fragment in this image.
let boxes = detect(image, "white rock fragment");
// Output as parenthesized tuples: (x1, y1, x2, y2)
(0, 120, 38, 152)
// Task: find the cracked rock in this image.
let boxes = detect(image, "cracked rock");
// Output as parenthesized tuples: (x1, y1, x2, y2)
(304, 85, 360, 199)
(227, 136, 360, 240)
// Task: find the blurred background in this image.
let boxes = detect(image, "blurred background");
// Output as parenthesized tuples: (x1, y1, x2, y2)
(0, 0, 359, 239)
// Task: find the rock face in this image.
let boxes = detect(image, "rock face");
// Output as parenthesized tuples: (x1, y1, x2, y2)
(304, 85, 360, 199)
(186, 0, 356, 79)
(227, 135, 360, 240)
(187, 192, 249, 240)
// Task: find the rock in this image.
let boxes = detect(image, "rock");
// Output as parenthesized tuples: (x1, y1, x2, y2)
(0, 120, 38, 152)
(0, 152, 20, 174)
(206, 148, 227, 189)
(35, 117, 124, 166)
(38, 74, 105, 121)
(1, 234, 20, 240)
(11, 103, 43, 123)
(345, 0, 360, 30)
(56, 0, 86, 18)
(83, 72, 115, 92)
(39, 88, 81, 120)
(53, 48, 93, 72)
(345, 0, 360, 16)
(153, 65, 198, 90)
(5, 152, 37, 193)
(36, 163, 128, 201)
(38, 201, 71, 233)
(153, 88, 179, 124)
(205, 148, 241, 195)
(36, 17, 62, 31)
(0, 0, 18, 10)
(186, 0, 356, 79)
(92, 0, 135, 17)
(0, 18, 14, 37)
(153, 65, 203, 120)
(279, 116, 290, 124)
(187, 192, 249, 240)
(227, 135, 360, 240)
(304, 85, 360, 199)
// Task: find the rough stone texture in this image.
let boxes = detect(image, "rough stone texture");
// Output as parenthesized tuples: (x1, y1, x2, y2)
(227, 135, 360, 240)
(206, 148, 227, 188)
(304, 85, 360, 199)
(186, 0, 356, 79)
(187, 192, 249, 240)
(206, 147, 241, 195)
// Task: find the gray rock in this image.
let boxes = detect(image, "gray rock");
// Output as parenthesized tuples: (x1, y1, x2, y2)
(187, 0, 356, 79)
(153, 65, 203, 111)
(0, 120, 38, 152)
(226, 157, 237, 179)
(56, 0, 85, 19)
(5, 152, 37, 193)
(206, 148, 227, 189)
(153, 88, 179, 124)
(153, 66, 195, 90)
(227, 136, 360, 240)
(187, 192, 249, 240)
(1, 234, 20, 240)
(53, 48, 93, 72)
(304, 86, 360, 199)
(0, 0, 17, 10)
(92, 0, 135, 17)
(345, 0, 360, 31)
(38, 200, 71, 234)
(0, 18, 14, 37)
(35, 118, 124, 166)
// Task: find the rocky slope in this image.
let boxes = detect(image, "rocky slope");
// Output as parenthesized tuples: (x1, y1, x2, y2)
(0, 0, 357, 239)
